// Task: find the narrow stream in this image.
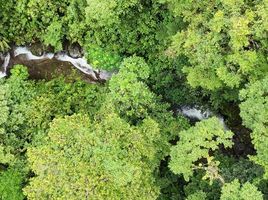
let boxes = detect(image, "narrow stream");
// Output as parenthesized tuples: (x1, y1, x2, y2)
(0, 46, 112, 82)
(0, 47, 228, 129)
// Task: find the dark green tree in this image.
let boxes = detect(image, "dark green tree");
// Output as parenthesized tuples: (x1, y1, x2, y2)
(220, 179, 263, 200)
(240, 77, 268, 178)
(169, 117, 233, 182)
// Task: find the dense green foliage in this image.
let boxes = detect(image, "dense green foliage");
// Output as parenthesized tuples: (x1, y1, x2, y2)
(240, 77, 268, 179)
(220, 179, 263, 200)
(24, 112, 164, 199)
(169, 118, 233, 182)
(164, 0, 267, 92)
(0, 0, 267, 199)
(0, 65, 106, 155)
(0, 167, 25, 200)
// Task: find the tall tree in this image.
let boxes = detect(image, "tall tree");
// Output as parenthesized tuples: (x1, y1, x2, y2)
(240, 76, 268, 178)
(220, 179, 263, 200)
(161, 0, 268, 94)
(24, 110, 169, 199)
(169, 117, 233, 182)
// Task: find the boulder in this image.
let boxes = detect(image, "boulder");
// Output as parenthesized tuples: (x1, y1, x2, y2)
(67, 43, 83, 58)
(29, 43, 45, 56)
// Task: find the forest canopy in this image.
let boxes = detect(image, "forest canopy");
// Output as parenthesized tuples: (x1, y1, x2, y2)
(0, 0, 267, 199)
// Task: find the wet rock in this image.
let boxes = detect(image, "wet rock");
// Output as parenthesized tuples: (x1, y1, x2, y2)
(29, 43, 45, 56)
(67, 43, 83, 58)
(0, 53, 4, 66)
(98, 70, 112, 81)
(0, 54, 4, 77)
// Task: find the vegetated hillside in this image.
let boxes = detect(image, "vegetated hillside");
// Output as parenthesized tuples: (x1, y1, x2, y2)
(0, 0, 267, 199)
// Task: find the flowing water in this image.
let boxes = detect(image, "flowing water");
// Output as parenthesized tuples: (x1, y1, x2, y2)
(0, 47, 228, 128)
(0, 46, 112, 82)
(0, 53, 10, 78)
(0, 45, 253, 157)
(178, 106, 228, 130)
(0, 48, 228, 128)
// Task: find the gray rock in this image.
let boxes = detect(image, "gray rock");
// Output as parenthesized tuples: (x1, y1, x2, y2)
(68, 44, 83, 58)
(29, 43, 44, 56)
(0, 53, 4, 66)
(98, 70, 112, 81)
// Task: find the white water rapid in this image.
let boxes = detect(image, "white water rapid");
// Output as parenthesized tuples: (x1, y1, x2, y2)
(178, 106, 228, 130)
(0, 53, 11, 78)
(0, 46, 112, 81)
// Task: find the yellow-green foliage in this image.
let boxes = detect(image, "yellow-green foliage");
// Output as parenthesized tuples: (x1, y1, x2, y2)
(24, 113, 163, 199)
(163, 0, 268, 91)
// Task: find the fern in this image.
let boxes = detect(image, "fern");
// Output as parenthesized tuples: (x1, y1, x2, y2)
(0, 37, 10, 52)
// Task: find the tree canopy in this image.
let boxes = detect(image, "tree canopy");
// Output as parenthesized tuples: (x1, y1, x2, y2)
(0, 0, 267, 199)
